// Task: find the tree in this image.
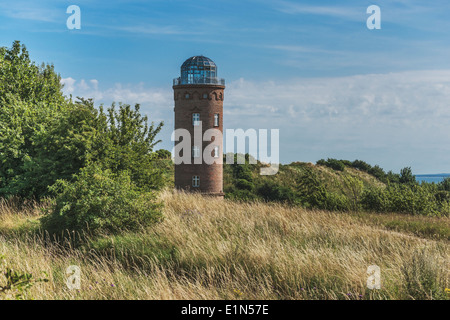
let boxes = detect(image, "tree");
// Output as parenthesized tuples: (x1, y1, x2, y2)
(155, 149, 171, 159)
(0, 41, 165, 198)
(0, 41, 65, 105)
(0, 41, 69, 198)
(399, 167, 416, 185)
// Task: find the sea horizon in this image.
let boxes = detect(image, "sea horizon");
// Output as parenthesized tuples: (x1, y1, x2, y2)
(415, 173, 450, 183)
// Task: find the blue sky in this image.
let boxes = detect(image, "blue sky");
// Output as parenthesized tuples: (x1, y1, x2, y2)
(1, 0, 449, 173)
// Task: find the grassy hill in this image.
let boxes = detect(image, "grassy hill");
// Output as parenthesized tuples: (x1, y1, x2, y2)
(0, 190, 448, 300)
(222, 157, 450, 216)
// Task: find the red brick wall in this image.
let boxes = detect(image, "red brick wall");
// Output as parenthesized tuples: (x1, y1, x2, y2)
(173, 84, 225, 196)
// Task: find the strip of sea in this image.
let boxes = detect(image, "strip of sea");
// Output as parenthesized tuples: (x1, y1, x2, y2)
(416, 174, 450, 184)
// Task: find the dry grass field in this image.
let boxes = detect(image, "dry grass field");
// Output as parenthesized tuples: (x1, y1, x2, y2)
(0, 190, 448, 300)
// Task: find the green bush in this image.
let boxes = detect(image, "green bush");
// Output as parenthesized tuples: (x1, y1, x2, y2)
(439, 178, 450, 191)
(399, 167, 416, 185)
(223, 155, 448, 216)
(368, 165, 387, 182)
(321, 192, 351, 212)
(362, 184, 442, 216)
(40, 164, 162, 236)
(257, 181, 295, 203)
(316, 158, 345, 171)
(361, 187, 389, 212)
(235, 178, 254, 191)
(386, 170, 401, 184)
(351, 160, 372, 172)
(155, 149, 171, 159)
(0, 42, 166, 199)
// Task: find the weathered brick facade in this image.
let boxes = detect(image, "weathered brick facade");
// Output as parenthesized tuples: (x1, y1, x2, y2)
(173, 84, 225, 197)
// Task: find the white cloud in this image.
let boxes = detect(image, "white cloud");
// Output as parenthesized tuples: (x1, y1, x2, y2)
(61, 70, 450, 173)
(276, 1, 361, 20)
(0, 1, 60, 23)
(225, 70, 450, 172)
(60, 77, 172, 119)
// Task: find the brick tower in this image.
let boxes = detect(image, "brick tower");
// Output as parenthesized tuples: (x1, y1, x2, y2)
(173, 56, 225, 197)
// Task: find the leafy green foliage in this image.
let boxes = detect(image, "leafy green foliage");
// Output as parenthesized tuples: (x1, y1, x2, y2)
(0, 42, 167, 199)
(257, 181, 295, 203)
(440, 178, 450, 191)
(40, 164, 163, 236)
(224, 155, 449, 216)
(0, 41, 65, 105)
(316, 158, 345, 171)
(155, 149, 171, 159)
(400, 167, 416, 185)
(295, 168, 350, 211)
(0, 41, 167, 236)
(0, 41, 68, 198)
(361, 184, 443, 216)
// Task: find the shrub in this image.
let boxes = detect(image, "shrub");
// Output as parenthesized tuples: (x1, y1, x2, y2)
(386, 170, 400, 184)
(340, 175, 364, 211)
(434, 190, 450, 204)
(399, 167, 416, 185)
(316, 158, 345, 171)
(368, 165, 387, 182)
(257, 181, 295, 203)
(361, 187, 389, 212)
(388, 184, 439, 215)
(235, 179, 254, 191)
(362, 184, 441, 216)
(439, 178, 450, 191)
(155, 149, 171, 159)
(40, 164, 162, 236)
(232, 164, 253, 181)
(321, 192, 351, 212)
(351, 160, 372, 172)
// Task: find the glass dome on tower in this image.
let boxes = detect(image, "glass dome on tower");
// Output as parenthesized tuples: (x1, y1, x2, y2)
(174, 56, 225, 85)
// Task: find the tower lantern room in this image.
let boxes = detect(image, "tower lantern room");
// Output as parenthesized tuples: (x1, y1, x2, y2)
(174, 56, 225, 86)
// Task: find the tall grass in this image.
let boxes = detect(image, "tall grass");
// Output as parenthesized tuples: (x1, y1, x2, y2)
(0, 190, 448, 300)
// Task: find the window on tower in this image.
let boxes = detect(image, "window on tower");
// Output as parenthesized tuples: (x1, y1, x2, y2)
(214, 113, 219, 127)
(192, 176, 200, 187)
(192, 145, 200, 158)
(203, 93, 208, 99)
(192, 113, 200, 126)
